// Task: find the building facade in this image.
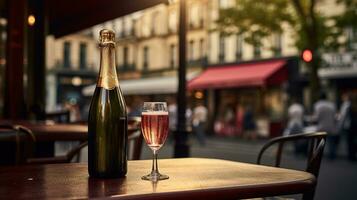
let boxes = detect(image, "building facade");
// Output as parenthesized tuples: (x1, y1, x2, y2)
(45, 32, 99, 119)
(45, 0, 356, 136)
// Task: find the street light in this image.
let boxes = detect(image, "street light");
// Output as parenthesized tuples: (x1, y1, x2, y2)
(28, 15, 36, 26)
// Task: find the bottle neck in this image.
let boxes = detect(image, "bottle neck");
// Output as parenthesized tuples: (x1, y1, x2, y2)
(97, 44, 118, 89)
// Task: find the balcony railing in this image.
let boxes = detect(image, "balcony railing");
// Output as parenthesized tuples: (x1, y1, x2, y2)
(188, 57, 208, 68)
(53, 61, 96, 71)
(117, 64, 137, 72)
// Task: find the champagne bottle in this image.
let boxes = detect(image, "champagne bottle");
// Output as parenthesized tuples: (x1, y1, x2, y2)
(88, 29, 127, 178)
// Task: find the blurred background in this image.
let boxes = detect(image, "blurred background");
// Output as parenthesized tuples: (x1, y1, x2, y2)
(0, 0, 356, 199)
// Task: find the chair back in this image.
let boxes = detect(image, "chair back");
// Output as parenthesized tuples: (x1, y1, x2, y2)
(0, 124, 36, 165)
(45, 110, 70, 123)
(257, 132, 327, 200)
(128, 117, 143, 160)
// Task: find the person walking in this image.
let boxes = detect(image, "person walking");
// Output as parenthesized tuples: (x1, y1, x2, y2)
(192, 102, 208, 146)
(313, 92, 338, 159)
(242, 105, 257, 140)
(167, 98, 178, 142)
(285, 99, 305, 155)
(346, 94, 357, 161)
(235, 104, 244, 136)
(284, 99, 304, 136)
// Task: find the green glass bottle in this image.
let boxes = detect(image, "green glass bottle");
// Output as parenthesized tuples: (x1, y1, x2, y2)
(88, 29, 127, 178)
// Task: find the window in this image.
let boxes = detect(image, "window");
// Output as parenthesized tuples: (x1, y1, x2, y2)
(79, 43, 87, 69)
(63, 42, 71, 68)
(236, 35, 243, 60)
(199, 39, 205, 59)
(151, 12, 159, 35)
(123, 46, 129, 70)
(252, 33, 261, 58)
(170, 44, 176, 68)
(168, 11, 177, 33)
(131, 19, 136, 36)
(189, 40, 194, 61)
(124, 18, 133, 36)
(118, 19, 124, 37)
(253, 45, 261, 58)
(198, 2, 205, 27)
(219, 34, 225, 63)
(347, 27, 357, 50)
(142, 15, 151, 37)
(189, 4, 200, 28)
(273, 34, 282, 56)
(143, 46, 149, 70)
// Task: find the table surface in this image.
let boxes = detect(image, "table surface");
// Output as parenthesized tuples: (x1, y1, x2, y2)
(0, 158, 315, 200)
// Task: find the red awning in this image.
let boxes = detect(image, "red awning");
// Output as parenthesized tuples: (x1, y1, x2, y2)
(188, 60, 287, 90)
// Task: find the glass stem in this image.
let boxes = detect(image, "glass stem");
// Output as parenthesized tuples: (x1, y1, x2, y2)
(151, 150, 159, 175)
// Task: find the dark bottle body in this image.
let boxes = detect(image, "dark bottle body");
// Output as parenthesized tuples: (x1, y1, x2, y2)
(88, 29, 127, 178)
(88, 86, 127, 178)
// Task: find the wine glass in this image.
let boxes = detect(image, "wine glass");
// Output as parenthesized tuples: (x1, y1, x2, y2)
(141, 102, 169, 181)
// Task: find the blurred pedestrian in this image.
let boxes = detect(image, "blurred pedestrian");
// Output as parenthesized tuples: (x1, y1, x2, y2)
(346, 94, 357, 161)
(192, 102, 208, 146)
(313, 92, 338, 159)
(235, 104, 244, 136)
(128, 97, 142, 117)
(242, 105, 257, 140)
(285, 99, 305, 155)
(284, 99, 304, 136)
(168, 99, 177, 132)
(185, 105, 193, 132)
(337, 93, 352, 159)
(223, 105, 235, 136)
(167, 97, 177, 142)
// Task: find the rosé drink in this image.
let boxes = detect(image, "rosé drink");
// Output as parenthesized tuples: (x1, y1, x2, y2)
(141, 102, 169, 181)
(141, 111, 169, 151)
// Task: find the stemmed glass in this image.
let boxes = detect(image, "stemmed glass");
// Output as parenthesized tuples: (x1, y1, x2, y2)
(141, 102, 169, 181)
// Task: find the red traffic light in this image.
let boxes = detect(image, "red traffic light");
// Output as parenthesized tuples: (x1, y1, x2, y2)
(302, 49, 313, 63)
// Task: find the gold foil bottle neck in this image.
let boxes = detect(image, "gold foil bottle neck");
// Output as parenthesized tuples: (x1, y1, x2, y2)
(97, 29, 118, 90)
(99, 29, 115, 45)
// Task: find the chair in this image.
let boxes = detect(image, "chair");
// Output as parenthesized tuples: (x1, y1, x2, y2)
(27, 117, 143, 164)
(257, 132, 327, 200)
(0, 124, 36, 165)
(45, 110, 70, 123)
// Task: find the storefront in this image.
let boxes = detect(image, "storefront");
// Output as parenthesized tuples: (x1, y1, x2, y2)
(46, 69, 97, 121)
(82, 72, 198, 114)
(320, 51, 357, 106)
(188, 58, 301, 138)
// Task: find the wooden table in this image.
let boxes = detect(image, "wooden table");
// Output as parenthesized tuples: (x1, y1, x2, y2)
(0, 121, 88, 157)
(0, 120, 88, 142)
(0, 158, 315, 200)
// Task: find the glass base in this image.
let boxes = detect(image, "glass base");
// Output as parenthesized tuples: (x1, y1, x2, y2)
(141, 172, 169, 181)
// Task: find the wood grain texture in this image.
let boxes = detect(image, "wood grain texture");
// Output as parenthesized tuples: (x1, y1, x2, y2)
(0, 158, 315, 200)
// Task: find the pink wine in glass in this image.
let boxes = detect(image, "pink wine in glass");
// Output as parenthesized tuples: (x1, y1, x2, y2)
(141, 112, 169, 151)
